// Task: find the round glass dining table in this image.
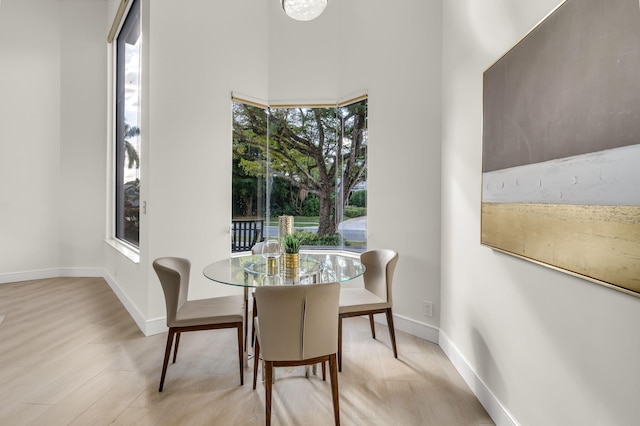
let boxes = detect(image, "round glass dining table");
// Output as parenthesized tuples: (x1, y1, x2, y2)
(203, 252, 365, 355)
(203, 252, 365, 287)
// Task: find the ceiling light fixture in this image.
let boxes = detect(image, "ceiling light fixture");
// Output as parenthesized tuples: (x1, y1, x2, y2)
(281, 0, 328, 22)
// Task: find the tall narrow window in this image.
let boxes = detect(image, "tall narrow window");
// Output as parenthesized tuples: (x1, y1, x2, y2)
(232, 97, 367, 253)
(231, 102, 267, 252)
(115, 0, 141, 247)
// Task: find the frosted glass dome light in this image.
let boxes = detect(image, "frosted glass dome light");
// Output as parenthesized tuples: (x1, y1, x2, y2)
(281, 0, 328, 22)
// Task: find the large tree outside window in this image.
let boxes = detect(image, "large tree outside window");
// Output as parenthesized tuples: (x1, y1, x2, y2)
(115, 0, 141, 247)
(232, 97, 368, 252)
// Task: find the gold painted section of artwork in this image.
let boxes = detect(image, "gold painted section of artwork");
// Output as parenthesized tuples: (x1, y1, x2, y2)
(481, 203, 640, 295)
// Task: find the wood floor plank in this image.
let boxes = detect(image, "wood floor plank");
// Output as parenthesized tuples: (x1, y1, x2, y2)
(0, 403, 51, 426)
(27, 369, 133, 426)
(0, 277, 494, 426)
(68, 370, 146, 426)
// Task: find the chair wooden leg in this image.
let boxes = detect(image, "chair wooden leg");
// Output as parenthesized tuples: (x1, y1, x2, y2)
(159, 328, 175, 392)
(265, 361, 273, 426)
(322, 361, 326, 381)
(251, 297, 257, 347)
(237, 323, 244, 385)
(253, 340, 260, 389)
(338, 316, 343, 372)
(385, 308, 398, 359)
(329, 354, 340, 426)
(369, 314, 376, 339)
(172, 332, 181, 363)
(244, 290, 249, 351)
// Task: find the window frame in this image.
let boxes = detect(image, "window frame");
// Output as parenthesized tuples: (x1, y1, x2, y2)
(112, 0, 142, 253)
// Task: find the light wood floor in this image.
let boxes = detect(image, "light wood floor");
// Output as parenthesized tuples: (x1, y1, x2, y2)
(0, 277, 493, 426)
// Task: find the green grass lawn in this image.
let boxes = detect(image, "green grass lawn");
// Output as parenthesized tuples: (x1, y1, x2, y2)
(266, 216, 319, 226)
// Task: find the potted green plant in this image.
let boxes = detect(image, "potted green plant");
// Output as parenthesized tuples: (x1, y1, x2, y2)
(283, 234, 300, 254)
(282, 234, 300, 280)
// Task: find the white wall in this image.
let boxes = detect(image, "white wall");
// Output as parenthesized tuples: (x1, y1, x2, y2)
(59, 0, 108, 269)
(0, 0, 107, 279)
(142, 0, 269, 320)
(116, 0, 442, 329)
(267, 0, 443, 329)
(0, 0, 62, 274)
(441, 1, 640, 424)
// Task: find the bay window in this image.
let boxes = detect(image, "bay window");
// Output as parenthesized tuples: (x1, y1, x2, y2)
(232, 96, 368, 253)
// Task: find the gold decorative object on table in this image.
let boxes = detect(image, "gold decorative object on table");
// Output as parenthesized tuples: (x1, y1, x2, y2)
(266, 256, 278, 276)
(278, 215, 294, 250)
(278, 215, 294, 236)
(278, 215, 294, 273)
(260, 240, 282, 285)
(283, 254, 300, 279)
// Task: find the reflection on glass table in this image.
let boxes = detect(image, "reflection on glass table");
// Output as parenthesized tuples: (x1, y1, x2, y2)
(202, 252, 365, 287)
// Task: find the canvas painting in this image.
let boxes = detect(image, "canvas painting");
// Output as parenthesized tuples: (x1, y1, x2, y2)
(482, 0, 640, 296)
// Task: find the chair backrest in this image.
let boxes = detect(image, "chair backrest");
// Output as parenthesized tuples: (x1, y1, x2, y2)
(361, 249, 399, 305)
(153, 257, 191, 327)
(255, 282, 340, 362)
(251, 241, 266, 255)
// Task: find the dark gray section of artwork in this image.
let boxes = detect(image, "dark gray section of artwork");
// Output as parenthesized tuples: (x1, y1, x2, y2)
(482, 0, 640, 173)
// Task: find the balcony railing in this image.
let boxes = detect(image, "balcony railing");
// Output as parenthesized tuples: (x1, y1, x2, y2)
(231, 219, 264, 253)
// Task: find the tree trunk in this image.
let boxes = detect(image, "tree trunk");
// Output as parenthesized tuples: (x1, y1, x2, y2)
(317, 189, 336, 236)
(244, 196, 253, 217)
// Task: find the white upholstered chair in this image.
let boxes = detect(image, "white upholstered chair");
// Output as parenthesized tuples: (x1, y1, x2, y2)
(338, 249, 399, 372)
(251, 241, 266, 255)
(153, 257, 245, 392)
(252, 282, 341, 426)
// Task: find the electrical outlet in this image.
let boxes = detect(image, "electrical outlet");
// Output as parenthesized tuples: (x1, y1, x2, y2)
(423, 301, 433, 317)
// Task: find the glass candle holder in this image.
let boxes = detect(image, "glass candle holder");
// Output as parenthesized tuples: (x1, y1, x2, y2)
(261, 240, 281, 276)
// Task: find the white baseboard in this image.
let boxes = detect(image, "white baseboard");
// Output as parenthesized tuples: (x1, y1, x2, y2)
(0, 267, 104, 284)
(144, 316, 168, 336)
(373, 312, 439, 344)
(439, 331, 519, 426)
(100, 271, 167, 337)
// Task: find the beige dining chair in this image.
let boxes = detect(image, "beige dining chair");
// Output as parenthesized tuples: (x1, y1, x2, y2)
(252, 282, 341, 426)
(153, 257, 245, 392)
(338, 249, 399, 372)
(251, 241, 266, 255)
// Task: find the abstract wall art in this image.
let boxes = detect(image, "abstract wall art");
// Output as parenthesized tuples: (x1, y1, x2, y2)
(482, 0, 640, 296)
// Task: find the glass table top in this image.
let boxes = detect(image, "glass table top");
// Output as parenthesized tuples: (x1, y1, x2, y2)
(203, 252, 365, 287)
